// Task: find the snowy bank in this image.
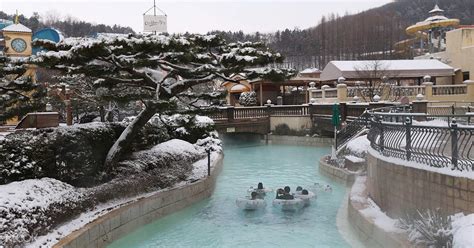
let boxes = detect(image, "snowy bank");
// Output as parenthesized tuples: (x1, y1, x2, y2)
(350, 176, 404, 234)
(27, 150, 223, 248)
(451, 213, 474, 248)
(0, 178, 84, 247)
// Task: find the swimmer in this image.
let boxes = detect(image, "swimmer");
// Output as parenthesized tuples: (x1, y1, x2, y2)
(250, 191, 258, 200)
(324, 185, 332, 192)
(302, 189, 309, 195)
(296, 186, 303, 193)
(284, 186, 291, 194)
(276, 188, 285, 199)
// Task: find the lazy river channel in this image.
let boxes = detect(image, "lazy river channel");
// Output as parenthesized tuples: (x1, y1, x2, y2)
(109, 140, 352, 248)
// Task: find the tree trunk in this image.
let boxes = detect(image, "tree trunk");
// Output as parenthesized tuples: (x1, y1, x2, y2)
(104, 103, 158, 170)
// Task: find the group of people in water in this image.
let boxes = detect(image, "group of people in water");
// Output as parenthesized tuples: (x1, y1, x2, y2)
(275, 186, 309, 200)
(237, 182, 331, 211)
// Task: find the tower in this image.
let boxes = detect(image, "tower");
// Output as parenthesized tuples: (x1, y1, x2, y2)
(1, 22, 32, 57)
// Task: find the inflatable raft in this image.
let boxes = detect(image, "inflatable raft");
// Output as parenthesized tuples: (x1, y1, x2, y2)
(236, 198, 267, 210)
(272, 198, 304, 211)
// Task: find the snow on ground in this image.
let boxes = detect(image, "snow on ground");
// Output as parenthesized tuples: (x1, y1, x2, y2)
(361, 198, 404, 233)
(349, 176, 367, 204)
(451, 213, 474, 248)
(350, 176, 404, 234)
(346, 135, 370, 156)
(26, 150, 222, 248)
(345, 155, 365, 163)
(368, 147, 474, 179)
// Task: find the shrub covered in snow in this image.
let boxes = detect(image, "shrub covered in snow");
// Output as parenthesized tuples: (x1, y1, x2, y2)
(399, 208, 453, 247)
(0, 114, 216, 186)
(345, 135, 370, 157)
(118, 139, 204, 173)
(239, 91, 257, 106)
(0, 178, 85, 247)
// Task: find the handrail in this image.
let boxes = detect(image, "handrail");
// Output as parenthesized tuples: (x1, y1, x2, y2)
(364, 106, 474, 171)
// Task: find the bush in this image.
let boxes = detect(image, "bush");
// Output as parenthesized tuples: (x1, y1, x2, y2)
(399, 208, 453, 247)
(0, 114, 215, 186)
(239, 91, 257, 106)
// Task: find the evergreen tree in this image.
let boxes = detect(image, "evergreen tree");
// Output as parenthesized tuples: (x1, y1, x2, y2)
(33, 34, 294, 169)
(0, 55, 46, 123)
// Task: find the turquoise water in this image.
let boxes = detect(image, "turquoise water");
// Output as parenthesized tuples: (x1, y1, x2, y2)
(109, 143, 350, 248)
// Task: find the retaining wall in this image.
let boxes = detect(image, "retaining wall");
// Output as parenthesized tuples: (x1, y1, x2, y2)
(348, 177, 411, 248)
(54, 153, 224, 248)
(318, 155, 356, 186)
(270, 116, 312, 131)
(265, 134, 333, 147)
(367, 150, 474, 217)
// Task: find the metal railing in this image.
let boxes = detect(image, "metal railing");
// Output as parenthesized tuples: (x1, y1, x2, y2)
(367, 111, 474, 171)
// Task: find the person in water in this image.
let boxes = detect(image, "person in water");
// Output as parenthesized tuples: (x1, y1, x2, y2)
(296, 186, 303, 194)
(250, 191, 258, 200)
(253, 182, 266, 199)
(276, 188, 285, 199)
(281, 186, 294, 200)
(302, 189, 309, 195)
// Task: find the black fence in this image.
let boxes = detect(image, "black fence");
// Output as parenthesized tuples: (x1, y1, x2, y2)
(367, 112, 474, 171)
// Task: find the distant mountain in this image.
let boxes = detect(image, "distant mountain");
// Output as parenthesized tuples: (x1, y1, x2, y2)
(211, 0, 474, 69)
(0, 12, 135, 37)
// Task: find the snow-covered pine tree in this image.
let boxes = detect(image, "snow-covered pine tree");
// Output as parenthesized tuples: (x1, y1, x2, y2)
(0, 54, 46, 123)
(33, 34, 295, 169)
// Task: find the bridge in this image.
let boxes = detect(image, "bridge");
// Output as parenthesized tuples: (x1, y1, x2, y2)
(209, 99, 472, 136)
(208, 103, 395, 135)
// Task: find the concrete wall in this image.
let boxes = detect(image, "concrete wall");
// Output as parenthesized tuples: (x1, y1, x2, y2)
(54, 154, 224, 248)
(265, 134, 332, 147)
(348, 177, 410, 248)
(367, 151, 474, 217)
(270, 116, 312, 131)
(318, 155, 356, 186)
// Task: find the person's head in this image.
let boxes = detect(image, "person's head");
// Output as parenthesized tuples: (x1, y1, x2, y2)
(277, 188, 284, 194)
(258, 182, 263, 189)
(296, 186, 303, 191)
(284, 186, 291, 193)
(302, 189, 309, 195)
(251, 191, 257, 199)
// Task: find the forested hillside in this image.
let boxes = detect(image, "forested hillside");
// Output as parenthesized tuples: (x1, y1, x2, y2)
(211, 0, 474, 69)
(0, 11, 134, 37)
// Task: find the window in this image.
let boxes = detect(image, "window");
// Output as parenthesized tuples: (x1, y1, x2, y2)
(463, 71, 470, 81)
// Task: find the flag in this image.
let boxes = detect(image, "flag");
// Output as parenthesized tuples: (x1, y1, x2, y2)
(331, 103, 341, 127)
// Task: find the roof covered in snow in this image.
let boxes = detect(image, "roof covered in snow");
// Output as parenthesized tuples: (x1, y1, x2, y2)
(1, 23, 32, 33)
(300, 68, 321, 74)
(320, 59, 454, 81)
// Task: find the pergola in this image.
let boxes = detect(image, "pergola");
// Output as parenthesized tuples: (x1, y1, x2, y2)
(249, 76, 322, 106)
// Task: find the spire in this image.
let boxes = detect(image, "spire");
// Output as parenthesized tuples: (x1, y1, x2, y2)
(429, 4, 444, 15)
(15, 10, 19, 24)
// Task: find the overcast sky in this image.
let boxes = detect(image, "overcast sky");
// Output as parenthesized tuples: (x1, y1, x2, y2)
(1, 0, 392, 33)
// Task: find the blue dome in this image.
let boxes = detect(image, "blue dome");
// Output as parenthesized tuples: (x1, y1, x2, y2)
(32, 28, 62, 54)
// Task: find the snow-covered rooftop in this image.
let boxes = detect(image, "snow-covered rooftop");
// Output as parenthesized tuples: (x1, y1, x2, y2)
(1, 23, 32, 33)
(230, 84, 250, 92)
(300, 68, 321, 74)
(320, 59, 454, 81)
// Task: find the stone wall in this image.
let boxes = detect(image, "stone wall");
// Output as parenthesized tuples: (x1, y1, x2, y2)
(264, 134, 332, 147)
(367, 150, 474, 217)
(270, 116, 312, 132)
(54, 154, 224, 248)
